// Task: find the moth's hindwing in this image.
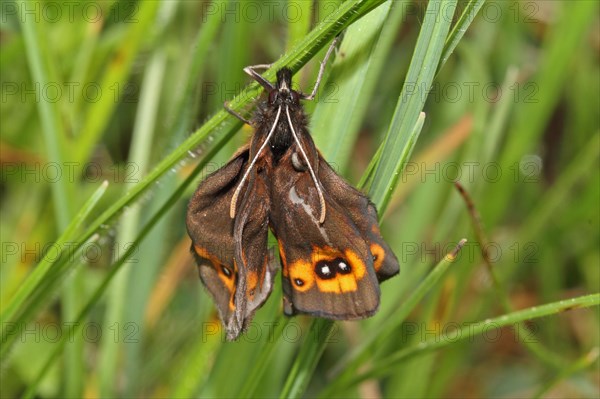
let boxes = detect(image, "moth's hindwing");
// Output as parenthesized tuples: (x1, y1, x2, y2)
(318, 157, 400, 282)
(186, 148, 275, 340)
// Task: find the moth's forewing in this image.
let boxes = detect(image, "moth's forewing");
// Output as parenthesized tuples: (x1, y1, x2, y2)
(269, 141, 381, 319)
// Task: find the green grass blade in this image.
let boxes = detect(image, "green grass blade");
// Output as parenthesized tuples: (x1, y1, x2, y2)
(98, 48, 167, 397)
(21, 146, 220, 399)
(279, 319, 336, 399)
(437, 0, 486, 74)
(0, 181, 107, 357)
(363, 112, 425, 200)
(369, 0, 458, 212)
(320, 239, 467, 396)
(532, 348, 600, 399)
(74, 0, 161, 164)
(488, 0, 599, 226)
(169, 326, 224, 398)
(17, 0, 74, 229)
(310, 1, 392, 167)
(237, 317, 290, 398)
(354, 294, 600, 384)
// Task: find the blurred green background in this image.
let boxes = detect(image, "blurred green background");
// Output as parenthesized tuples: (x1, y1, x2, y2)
(1, 0, 599, 398)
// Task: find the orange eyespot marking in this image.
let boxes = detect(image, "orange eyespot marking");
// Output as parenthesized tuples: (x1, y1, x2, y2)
(287, 247, 368, 294)
(309, 245, 342, 263)
(287, 259, 314, 292)
(315, 273, 357, 293)
(370, 243, 385, 271)
(343, 249, 366, 280)
(219, 267, 235, 293)
(371, 224, 381, 234)
(194, 245, 236, 293)
(311, 247, 366, 294)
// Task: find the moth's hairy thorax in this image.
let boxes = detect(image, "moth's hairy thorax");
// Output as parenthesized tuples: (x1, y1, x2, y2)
(253, 100, 308, 160)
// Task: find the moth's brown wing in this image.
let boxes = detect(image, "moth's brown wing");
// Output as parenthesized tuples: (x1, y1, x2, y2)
(318, 157, 399, 282)
(186, 148, 274, 340)
(270, 144, 381, 319)
(230, 166, 274, 334)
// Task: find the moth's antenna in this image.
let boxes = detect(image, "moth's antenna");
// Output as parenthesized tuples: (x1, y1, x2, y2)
(285, 105, 326, 224)
(230, 106, 282, 218)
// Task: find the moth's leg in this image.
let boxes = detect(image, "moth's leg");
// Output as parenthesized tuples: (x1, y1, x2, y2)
(226, 63, 276, 124)
(224, 101, 251, 125)
(225, 64, 274, 125)
(243, 64, 275, 91)
(301, 36, 340, 101)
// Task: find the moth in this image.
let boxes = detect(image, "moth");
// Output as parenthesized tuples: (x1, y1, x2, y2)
(186, 39, 399, 340)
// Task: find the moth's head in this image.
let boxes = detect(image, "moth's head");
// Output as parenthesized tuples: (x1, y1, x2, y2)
(269, 67, 300, 106)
